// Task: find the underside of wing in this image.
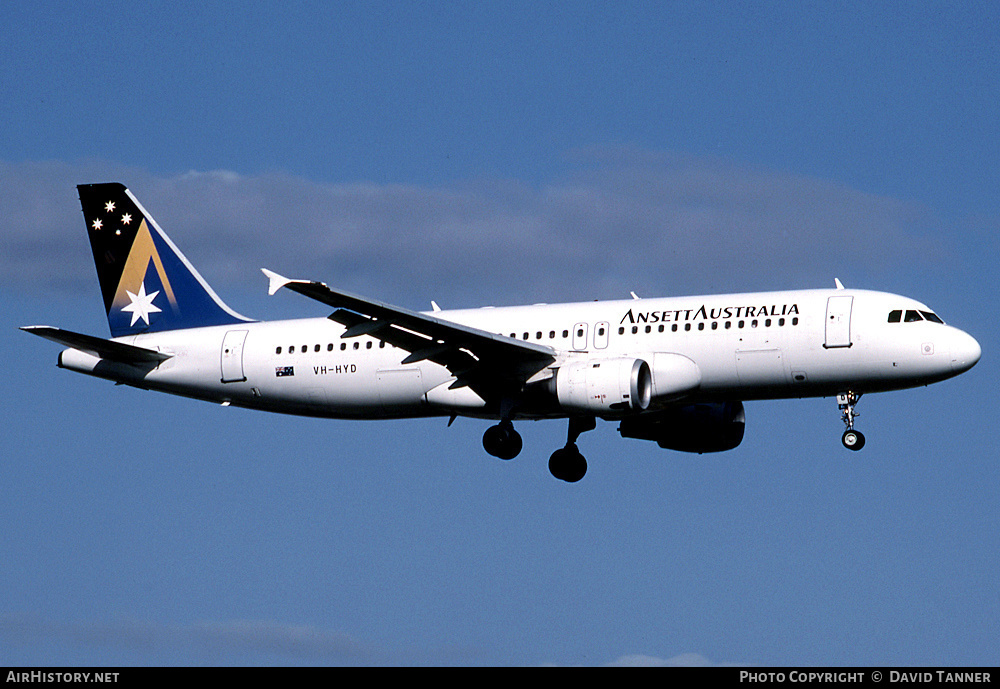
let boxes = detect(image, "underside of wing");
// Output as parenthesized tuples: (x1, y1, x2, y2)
(262, 269, 555, 403)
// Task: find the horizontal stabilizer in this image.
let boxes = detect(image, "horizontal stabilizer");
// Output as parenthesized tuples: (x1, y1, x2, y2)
(21, 326, 172, 364)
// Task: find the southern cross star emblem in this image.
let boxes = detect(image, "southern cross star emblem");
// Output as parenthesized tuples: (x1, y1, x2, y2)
(105, 201, 115, 213)
(121, 282, 162, 326)
(91, 218, 103, 230)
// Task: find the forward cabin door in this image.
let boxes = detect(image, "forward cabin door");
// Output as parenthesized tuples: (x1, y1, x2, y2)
(824, 296, 854, 348)
(221, 330, 249, 383)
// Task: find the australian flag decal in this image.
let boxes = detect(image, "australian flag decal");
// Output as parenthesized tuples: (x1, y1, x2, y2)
(275, 366, 295, 377)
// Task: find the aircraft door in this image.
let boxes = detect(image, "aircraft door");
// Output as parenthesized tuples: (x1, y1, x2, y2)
(221, 330, 249, 383)
(594, 321, 610, 349)
(824, 296, 854, 348)
(572, 322, 588, 351)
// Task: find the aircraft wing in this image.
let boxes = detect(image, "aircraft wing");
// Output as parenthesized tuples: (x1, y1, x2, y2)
(21, 326, 172, 364)
(262, 269, 555, 399)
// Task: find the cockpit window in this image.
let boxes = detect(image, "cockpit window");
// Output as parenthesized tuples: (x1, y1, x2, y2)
(889, 308, 944, 324)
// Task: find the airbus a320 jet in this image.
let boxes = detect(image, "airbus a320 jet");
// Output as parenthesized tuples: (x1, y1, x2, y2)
(23, 183, 981, 481)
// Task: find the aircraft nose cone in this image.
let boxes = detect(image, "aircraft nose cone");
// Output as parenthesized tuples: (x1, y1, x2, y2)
(951, 330, 982, 373)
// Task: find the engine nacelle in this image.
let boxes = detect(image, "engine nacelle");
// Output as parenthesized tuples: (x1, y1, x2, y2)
(647, 352, 702, 402)
(618, 401, 746, 453)
(555, 358, 652, 413)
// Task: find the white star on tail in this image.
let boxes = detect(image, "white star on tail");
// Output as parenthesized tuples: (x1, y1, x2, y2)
(121, 282, 162, 326)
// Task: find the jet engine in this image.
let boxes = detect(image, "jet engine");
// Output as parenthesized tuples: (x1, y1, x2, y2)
(555, 358, 652, 413)
(618, 401, 746, 453)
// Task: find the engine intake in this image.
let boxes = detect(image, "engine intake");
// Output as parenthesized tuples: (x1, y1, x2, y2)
(619, 401, 746, 453)
(555, 358, 652, 413)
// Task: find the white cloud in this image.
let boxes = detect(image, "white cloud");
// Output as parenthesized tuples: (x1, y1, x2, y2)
(0, 614, 371, 662)
(0, 152, 949, 310)
(605, 652, 714, 666)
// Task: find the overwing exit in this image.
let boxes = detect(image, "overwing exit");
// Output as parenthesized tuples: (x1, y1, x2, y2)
(23, 183, 982, 481)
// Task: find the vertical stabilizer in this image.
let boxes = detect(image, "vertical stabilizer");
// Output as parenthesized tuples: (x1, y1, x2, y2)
(79, 183, 251, 337)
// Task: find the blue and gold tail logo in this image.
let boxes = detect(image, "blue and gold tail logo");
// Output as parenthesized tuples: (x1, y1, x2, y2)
(79, 183, 251, 337)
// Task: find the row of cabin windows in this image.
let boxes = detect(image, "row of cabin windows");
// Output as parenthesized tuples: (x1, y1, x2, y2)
(887, 309, 944, 324)
(275, 341, 388, 355)
(507, 318, 799, 342)
(510, 329, 572, 340)
(276, 315, 804, 353)
(618, 317, 798, 335)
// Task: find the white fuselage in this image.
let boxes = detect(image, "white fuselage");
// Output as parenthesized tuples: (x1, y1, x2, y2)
(57, 287, 981, 421)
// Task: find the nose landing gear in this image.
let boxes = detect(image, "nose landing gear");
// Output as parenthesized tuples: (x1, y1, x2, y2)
(837, 392, 866, 451)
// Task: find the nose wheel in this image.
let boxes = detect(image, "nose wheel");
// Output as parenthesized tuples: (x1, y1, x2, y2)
(837, 392, 865, 451)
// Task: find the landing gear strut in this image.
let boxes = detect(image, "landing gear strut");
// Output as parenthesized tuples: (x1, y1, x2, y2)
(483, 420, 522, 460)
(549, 416, 596, 482)
(837, 392, 865, 451)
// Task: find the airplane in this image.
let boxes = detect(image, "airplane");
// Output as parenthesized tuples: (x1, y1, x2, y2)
(22, 183, 981, 482)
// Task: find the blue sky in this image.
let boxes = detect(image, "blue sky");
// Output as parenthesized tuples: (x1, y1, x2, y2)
(2, 2, 997, 666)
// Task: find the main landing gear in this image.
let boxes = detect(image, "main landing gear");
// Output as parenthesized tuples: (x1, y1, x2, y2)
(482, 415, 597, 482)
(837, 391, 866, 451)
(482, 420, 523, 460)
(548, 416, 596, 483)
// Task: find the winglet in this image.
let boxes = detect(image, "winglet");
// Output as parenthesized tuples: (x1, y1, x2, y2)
(834, 278, 845, 290)
(262, 268, 292, 296)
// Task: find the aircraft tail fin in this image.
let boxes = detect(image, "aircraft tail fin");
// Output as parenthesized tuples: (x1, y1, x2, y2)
(78, 183, 251, 337)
